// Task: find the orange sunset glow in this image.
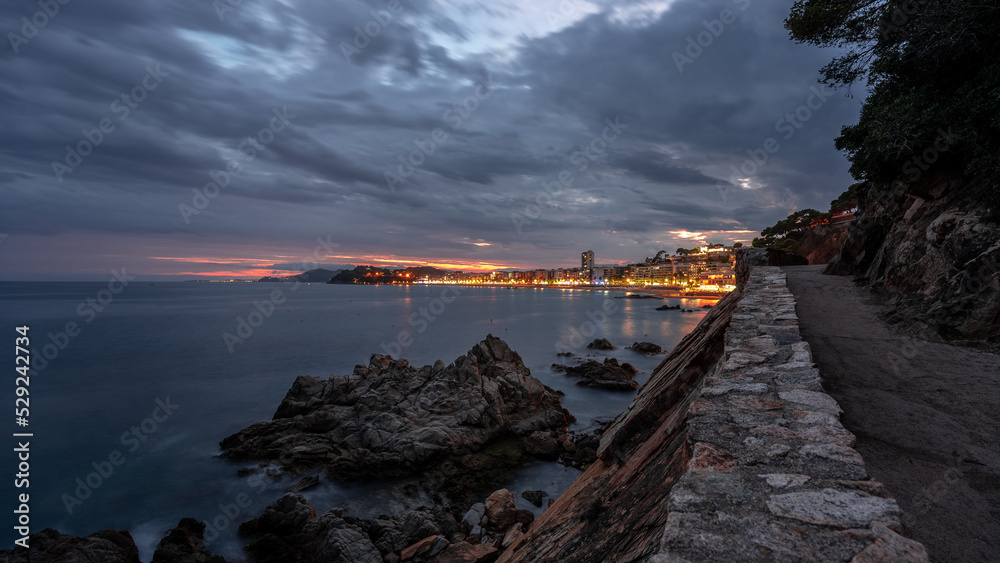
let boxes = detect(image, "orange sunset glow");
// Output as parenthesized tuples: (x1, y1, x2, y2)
(150, 254, 519, 279)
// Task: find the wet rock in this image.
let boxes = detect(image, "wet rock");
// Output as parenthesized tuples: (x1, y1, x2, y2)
(239, 493, 381, 563)
(501, 524, 525, 548)
(221, 335, 573, 479)
(152, 519, 228, 563)
(400, 535, 438, 560)
(484, 489, 516, 530)
(400, 511, 441, 544)
(522, 432, 561, 460)
(436, 541, 499, 563)
(459, 503, 485, 534)
(586, 338, 616, 350)
(513, 509, 535, 527)
(562, 358, 639, 391)
(656, 304, 681, 310)
(628, 342, 663, 355)
(520, 490, 547, 507)
(0, 528, 142, 563)
(287, 475, 320, 492)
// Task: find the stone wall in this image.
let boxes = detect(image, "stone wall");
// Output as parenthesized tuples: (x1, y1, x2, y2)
(651, 267, 927, 562)
(501, 266, 929, 562)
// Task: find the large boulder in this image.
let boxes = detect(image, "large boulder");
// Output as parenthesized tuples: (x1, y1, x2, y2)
(628, 342, 663, 355)
(561, 358, 639, 391)
(483, 489, 516, 531)
(0, 529, 141, 563)
(152, 519, 228, 563)
(586, 338, 616, 350)
(239, 494, 381, 563)
(221, 335, 572, 479)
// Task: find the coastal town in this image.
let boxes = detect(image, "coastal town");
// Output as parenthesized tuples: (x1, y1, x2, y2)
(239, 245, 741, 295)
(420, 247, 738, 293)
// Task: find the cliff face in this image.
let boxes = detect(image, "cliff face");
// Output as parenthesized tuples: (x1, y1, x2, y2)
(798, 221, 849, 265)
(827, 174, 1000, 345)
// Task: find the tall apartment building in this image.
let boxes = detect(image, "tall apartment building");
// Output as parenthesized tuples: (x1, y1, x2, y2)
(581, 250, 595, 280)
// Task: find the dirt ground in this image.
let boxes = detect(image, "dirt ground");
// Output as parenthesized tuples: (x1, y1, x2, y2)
(783, 265, 1000, 563)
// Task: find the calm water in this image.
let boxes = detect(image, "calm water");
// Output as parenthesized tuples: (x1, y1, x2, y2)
(0, 282, 712, 559)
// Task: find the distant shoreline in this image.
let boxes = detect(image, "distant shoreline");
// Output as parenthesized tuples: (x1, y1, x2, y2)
(176, 279, 732, 299)
(385, 282, 729, 299)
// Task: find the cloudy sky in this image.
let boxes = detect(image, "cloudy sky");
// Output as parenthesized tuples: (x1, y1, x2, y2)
(0, 0, 862, 280)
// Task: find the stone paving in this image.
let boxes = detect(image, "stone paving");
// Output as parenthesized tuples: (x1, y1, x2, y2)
(651, 267, 929, 562)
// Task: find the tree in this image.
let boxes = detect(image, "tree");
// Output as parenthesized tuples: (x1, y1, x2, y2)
(752, 209, 831, 252)
(760, 209, 829, 238)
(829, 183, 861, 214)
(786, 2, 1000, 191)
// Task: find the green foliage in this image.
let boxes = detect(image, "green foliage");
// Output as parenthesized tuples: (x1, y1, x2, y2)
(761, 209, 829, 238)
(786, 2, 1000, 188)
(829, 183, 861, 213)
(753, 208, 832, 252)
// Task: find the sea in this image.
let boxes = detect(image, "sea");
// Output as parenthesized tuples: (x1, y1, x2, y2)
(0, 281, 714, 560)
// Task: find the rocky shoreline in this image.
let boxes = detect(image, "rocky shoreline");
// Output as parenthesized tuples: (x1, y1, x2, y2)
(1, 335, 616, 562)
(220, 335, 573, 481)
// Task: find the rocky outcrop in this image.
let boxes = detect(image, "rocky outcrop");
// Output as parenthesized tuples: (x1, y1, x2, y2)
(797, 221, 850, 265)
(239, 494, 383, 563)
(238, 489, 527, 563)
(152, 519, 229, 563)
(220, 335, 572, 479)
(0, 530, 140, 563)
(586, 338, 615, 350)
(553, 358, 639, 391)
(521, 424, 603, 468)
(628, 341, 663, 355)
(0, 522, 232, 563)
(828, 174, 999, 346)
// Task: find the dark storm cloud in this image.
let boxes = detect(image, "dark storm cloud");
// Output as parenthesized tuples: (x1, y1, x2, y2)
(613, 151, 727, 186)
(0, 0, 862, 277)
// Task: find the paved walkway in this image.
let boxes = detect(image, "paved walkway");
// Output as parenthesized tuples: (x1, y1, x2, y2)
(784, 265, 1000, 562)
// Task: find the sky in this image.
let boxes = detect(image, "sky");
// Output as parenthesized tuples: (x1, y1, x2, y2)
(0, 0, 864, 280)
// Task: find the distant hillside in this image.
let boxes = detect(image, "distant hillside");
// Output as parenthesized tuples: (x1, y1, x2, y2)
(258, 268, 343, 283)
(328, 265, 451, 284)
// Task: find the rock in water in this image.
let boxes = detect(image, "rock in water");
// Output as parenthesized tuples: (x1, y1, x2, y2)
(220, 335, 572, 479)
(628, 342, 663, 355)
(562, 358, 639, 391)
(521, 490, 547, 507)
(586, 338, 616, 350)
(152, 519, 228, 563)
(240, 494, 381, 563)
(0, 529, 142, 563)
